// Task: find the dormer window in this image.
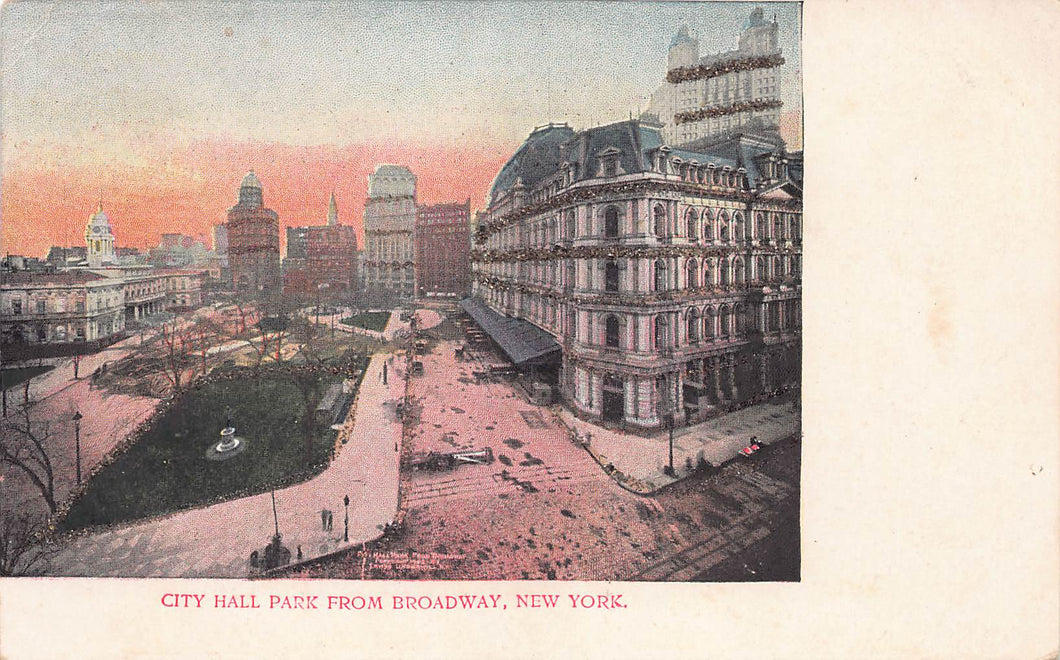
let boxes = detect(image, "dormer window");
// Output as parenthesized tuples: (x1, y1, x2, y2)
(597, 147, 622, 178)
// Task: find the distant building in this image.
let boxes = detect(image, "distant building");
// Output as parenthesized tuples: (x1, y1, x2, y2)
(46, 246, 87, 267)
(363, 165, 417, 305)
(149, 233, 211, 268)
(644, 8, 786, 147)
(416, 201, 471, 297)
(211, 223, 230, 285)
(226, 171, 281, 297)
(84, 202, 119, 267)
(0, 271, 125, 347)
(286, 226, 310, 260)
(160, 269, 206, 310)
(283, 192, 358, 300)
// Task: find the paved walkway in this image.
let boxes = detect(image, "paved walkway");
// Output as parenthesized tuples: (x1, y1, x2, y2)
(556, 396, 800, 491)
(46, 350, 405, 577)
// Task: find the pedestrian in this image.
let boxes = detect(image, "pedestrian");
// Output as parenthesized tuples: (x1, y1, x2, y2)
(297, 545, 303, 561)
(326, 510, 333, 531)
(383, 362, 388, 385)
(320, 508, 328, 531)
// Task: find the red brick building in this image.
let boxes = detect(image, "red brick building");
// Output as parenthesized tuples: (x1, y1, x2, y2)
(227, 171, 281, 297)
(415, 201, 471, 297)
(283, 192, 358, 301)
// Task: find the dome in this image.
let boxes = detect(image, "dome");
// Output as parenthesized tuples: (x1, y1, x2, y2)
(88, 201, 110, 227)
(240, 170, 262, 190)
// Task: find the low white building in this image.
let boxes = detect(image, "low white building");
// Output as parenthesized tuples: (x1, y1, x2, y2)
(0, 271, 125, 346)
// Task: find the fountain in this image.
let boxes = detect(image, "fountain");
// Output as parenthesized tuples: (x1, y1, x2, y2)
(206, 407, 247, 460)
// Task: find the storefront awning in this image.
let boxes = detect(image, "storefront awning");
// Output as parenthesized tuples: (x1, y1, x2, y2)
(458, 297, 561, 366)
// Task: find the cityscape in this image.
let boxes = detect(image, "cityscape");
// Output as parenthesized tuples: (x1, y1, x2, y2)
(1, 2, 802, 580)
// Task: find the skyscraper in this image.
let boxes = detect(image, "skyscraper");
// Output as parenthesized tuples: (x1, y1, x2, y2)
(226, 171, 281, 297)
(363, 165, 417, 305)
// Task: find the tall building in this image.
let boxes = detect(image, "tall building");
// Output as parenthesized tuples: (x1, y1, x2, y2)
(468, 119, 801, 431)
(84, 201, 118, 267)
(226, 171, 280, 297)
(416, 201, 471, 297)
(363, 165, 417, 305)
(644, 8, 785, 147)
(283, 192, 358, 300)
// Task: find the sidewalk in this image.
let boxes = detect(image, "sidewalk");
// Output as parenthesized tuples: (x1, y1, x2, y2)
(46, 350, 405, 577)
(555, 396, 800, 492)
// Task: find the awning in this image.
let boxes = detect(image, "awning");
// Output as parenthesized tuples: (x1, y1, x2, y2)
(458, 297, 561, 366)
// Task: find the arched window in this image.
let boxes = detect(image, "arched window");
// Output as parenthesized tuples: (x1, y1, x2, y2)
(773, 256, 782, 281)
(719, 212, 730, 242)
(733, 257, 745, 284)
(686, 308, 700, 343)
(703, 210, 714, 240)
(605, 315, 620, 348)
(789, 215, 799, 242)
(654, 260, 667, 292)
(605, 260, 620, 292)
(653, 314, 669, 349)
(735, 303, 747, 334)
(773, 215, 783, 241)
(704, 307, 716, 339)
(733, 213, 745, 241)
(653, 204, 667, 237)
(703, 258, 714, 287)
(565, 210, 576, 240)
(604, 206, 620, 238)
(720, 259, 731, 285)
(756, 256, 767, 282)
(685, 209, 698, 240)
(756, 212, 767, 240)
(686, 258, 699, 288)
(720, 305, 732, 336)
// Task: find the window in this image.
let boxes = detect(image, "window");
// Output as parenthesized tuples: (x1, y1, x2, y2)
(687, 308, 700, 343)
(12, 299, 21, 314)
(686, 258, 699, 288)
(605, 260, 620, 292)
(705, 308, 716, 339)
(604, 207, 620, 238)
(36, 299, 46, 314)
(605, 315, 620, 348)
(653, 205, 667, 237)
(653, 260, 667, 292)
(603, 159, 617, 177)
(685, 209, 698, 239)
(654, 314, 669, 349)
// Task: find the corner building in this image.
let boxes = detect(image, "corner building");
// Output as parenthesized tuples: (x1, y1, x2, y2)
(363, 165, 416, 305)
(471, 120, 801, 431)
(416, 201, 471, 297)
(227, 171, 281, 297)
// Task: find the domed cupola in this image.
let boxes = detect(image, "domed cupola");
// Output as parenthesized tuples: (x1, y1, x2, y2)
(238, 170, 264, 207)
(85, 200, 117, 267)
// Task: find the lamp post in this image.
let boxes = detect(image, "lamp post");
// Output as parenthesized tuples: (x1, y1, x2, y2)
(660, 376, 675, 477)
(72, 411, 83, 485)
(343, 494, 350, 542)
(270, 489, 280, 538)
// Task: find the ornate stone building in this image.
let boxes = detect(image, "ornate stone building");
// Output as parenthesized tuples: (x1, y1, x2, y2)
(363, 165, 416, 305)
(0, 271, 125, 347)
(416, 201, 471, 297)
(645, 7, 785, 147)
(470, 119, 801, 431)
(227, 171, 281, 297)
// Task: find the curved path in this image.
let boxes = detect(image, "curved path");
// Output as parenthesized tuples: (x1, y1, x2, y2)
(46, 351, 404, 578)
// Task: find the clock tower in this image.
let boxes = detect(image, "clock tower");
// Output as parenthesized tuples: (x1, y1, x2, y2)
(85, 200, 117, 267)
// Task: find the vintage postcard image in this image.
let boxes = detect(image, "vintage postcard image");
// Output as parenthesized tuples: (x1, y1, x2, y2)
(0, 1, 802, 584)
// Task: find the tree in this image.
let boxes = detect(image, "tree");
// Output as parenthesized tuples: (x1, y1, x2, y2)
(0, 400, 58, 514)
(0, 509, 55, 576)
(158, 321, 189, 394)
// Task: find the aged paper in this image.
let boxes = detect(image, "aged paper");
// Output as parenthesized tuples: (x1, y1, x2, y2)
(1, 0, 1058, 658)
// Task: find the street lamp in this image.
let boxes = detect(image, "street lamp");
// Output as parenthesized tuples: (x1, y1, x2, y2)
(343, 494, 350, 542)
(72, 411, 84, 485)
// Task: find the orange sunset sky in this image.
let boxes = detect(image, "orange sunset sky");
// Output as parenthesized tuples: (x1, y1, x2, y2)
(1, 2, 802, 258)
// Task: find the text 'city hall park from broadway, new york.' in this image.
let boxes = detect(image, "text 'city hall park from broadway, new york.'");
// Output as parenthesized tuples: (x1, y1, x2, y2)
(0, 3, 802, 581)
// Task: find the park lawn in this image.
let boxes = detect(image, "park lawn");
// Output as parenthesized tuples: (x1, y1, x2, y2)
(1, 365, 55, 390)
(60, 371, 345, 532)
(340, 311, 391, 332)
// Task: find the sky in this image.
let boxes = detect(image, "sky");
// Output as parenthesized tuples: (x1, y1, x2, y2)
(1, 1, 802, 257)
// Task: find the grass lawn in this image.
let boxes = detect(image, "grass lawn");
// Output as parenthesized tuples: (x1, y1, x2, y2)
(60, 369, 350, 531)
(1, 365, 54, 390)
(340, 311, 391, 332)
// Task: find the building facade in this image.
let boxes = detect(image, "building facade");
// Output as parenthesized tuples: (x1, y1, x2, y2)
(282, 192, 358, 300)
(415, 201, 471, 297)
(227, 171, 281, 297)
(0, 271, 126, 346)
(644, 8, 785, 147)
(363, 164, 417, 305)
(471, 120, 801, 431)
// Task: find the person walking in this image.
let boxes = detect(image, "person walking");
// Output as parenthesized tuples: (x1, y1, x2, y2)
(326, 510, 333, 531)
(320, 508, 328, 531)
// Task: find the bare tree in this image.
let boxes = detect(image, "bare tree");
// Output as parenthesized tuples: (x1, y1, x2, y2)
(0, 509, 55, 576)
(158, 320, 189, 394)
(0, 401, 58, 514)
